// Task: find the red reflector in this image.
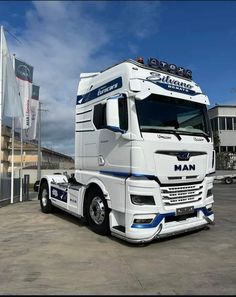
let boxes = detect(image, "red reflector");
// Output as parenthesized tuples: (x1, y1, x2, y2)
(136, 57, 144, 64)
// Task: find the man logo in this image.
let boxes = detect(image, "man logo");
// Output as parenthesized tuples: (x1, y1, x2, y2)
(177, 152, 190, 161)
(175, 164, 196, 171)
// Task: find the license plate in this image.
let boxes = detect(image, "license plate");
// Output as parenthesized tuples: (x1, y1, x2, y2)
(176, 206, 194, 216)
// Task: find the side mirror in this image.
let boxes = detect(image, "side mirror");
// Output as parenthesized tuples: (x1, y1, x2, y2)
(106, 95, 125, 133)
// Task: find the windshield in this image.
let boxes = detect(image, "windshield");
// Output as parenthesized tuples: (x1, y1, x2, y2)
(135, 94, 211, 136)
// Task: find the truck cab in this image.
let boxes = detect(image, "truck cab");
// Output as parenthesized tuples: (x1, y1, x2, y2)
(39, 58, 215, 243)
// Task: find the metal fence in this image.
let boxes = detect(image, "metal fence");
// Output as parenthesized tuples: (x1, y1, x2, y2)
(0, 175, 29, 203)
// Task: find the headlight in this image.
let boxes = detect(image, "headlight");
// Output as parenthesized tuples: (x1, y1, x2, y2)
(130, 195, 155, 205)
(207, 189, 213, 197)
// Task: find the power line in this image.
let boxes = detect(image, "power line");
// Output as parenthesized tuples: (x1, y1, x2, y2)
(4, 28, 22, 44)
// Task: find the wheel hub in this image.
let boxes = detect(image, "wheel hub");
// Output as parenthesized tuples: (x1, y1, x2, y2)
(42, 189, 48, 207)
(89, 196, 105, 225)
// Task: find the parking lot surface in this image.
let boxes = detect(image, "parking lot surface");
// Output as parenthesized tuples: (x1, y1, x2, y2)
(0, 184, 236, 295)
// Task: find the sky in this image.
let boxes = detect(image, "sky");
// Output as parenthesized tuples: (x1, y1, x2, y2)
(0, 0, 236, 156)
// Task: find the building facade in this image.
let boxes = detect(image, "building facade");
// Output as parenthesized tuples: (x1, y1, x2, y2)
(1, 125, 74, 175)
(208, 105, 236, 153)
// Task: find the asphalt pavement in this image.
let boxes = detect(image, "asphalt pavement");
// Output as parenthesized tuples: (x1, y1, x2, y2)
(0, 184, 235, 295)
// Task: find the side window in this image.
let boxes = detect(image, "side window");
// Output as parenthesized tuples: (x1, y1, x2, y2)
(93, 103, 107, 129)
(118, 98, 128, 131)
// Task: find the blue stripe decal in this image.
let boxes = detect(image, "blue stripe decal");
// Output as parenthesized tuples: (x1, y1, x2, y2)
(132, 212, 175, 229)
(100, 170, 155, 179)
(77, 77, 122, 105)
(100, 171, 130, 178)
(131, 207, 213, 229)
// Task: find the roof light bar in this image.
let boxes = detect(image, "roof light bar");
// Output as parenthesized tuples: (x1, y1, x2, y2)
(147, 57, 192, 79)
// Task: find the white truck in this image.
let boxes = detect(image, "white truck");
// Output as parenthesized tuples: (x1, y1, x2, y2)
(38, 57, 215, 243)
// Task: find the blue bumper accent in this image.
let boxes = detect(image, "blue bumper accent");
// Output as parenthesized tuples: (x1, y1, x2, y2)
(131, 207, 213, 229)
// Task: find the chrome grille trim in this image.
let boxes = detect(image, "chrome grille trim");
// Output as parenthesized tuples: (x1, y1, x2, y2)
(161, 183, 203, 205)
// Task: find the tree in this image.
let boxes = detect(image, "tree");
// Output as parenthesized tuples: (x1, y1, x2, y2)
(213, 131, 220, 150)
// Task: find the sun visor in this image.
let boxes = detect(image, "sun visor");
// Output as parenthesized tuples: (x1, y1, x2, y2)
(130, 78, 209, 105)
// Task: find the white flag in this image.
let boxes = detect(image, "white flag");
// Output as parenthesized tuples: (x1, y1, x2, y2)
(14, 57, 34, 129)
(0, 26, 23, 118)
(23, 85, 39, 140)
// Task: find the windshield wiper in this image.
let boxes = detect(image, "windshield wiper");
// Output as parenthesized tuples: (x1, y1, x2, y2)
(191, 131, 210, 142)
(141, 127, 182, 141)
(176, 130, 210, 142)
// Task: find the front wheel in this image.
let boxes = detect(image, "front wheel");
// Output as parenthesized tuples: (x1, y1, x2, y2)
(86, 188, 110, 235)
(224, 177, 233, 184)
(39, 181, 53, 213)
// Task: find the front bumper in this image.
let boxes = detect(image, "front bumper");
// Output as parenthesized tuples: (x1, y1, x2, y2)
(119, 176, 214, 243)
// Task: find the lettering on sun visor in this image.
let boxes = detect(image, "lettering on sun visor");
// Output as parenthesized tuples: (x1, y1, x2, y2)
(146, 72, 201, 96)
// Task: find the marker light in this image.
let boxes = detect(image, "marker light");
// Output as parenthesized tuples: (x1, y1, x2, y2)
(136, 57, 144, 64)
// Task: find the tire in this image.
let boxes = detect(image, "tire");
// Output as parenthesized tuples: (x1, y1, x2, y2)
(224, 177, 233, 184)
(39, 181, 53, 213)
(86, 188, 110, 235)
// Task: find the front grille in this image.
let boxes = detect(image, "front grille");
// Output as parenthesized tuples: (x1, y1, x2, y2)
(161, 183, 203, 205)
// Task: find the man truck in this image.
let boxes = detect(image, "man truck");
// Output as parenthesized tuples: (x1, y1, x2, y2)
(38, 57, 215, 243)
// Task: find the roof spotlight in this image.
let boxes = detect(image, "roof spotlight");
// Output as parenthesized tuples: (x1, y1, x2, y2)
(177, 67, 185, 76)
(136, 57, 144, 64)
(159, 61, 168, 71)
(147, 57, 159, 69)
(185, 69, 192, 79)
(168, 64, 177, 74)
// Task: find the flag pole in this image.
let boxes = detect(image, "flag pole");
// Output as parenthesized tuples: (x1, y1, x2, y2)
(37, 102, 41, 181)
(10, 117, 14, 203)
(12, 54, 23, 202)
(0, 26, 3, 196)
(20, 126, 23, 202)
(10, 53, 16, 204)
(14, 53, 23, 202)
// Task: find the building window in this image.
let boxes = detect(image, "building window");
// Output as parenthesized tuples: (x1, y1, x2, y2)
(226, 117, 233, 130)
(234, 118, 236, 130)
(210, 117, 218, 131)
(228, 146, 234, 152)
(219, 117, 225, 130)
(220, 146, 227, 152)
